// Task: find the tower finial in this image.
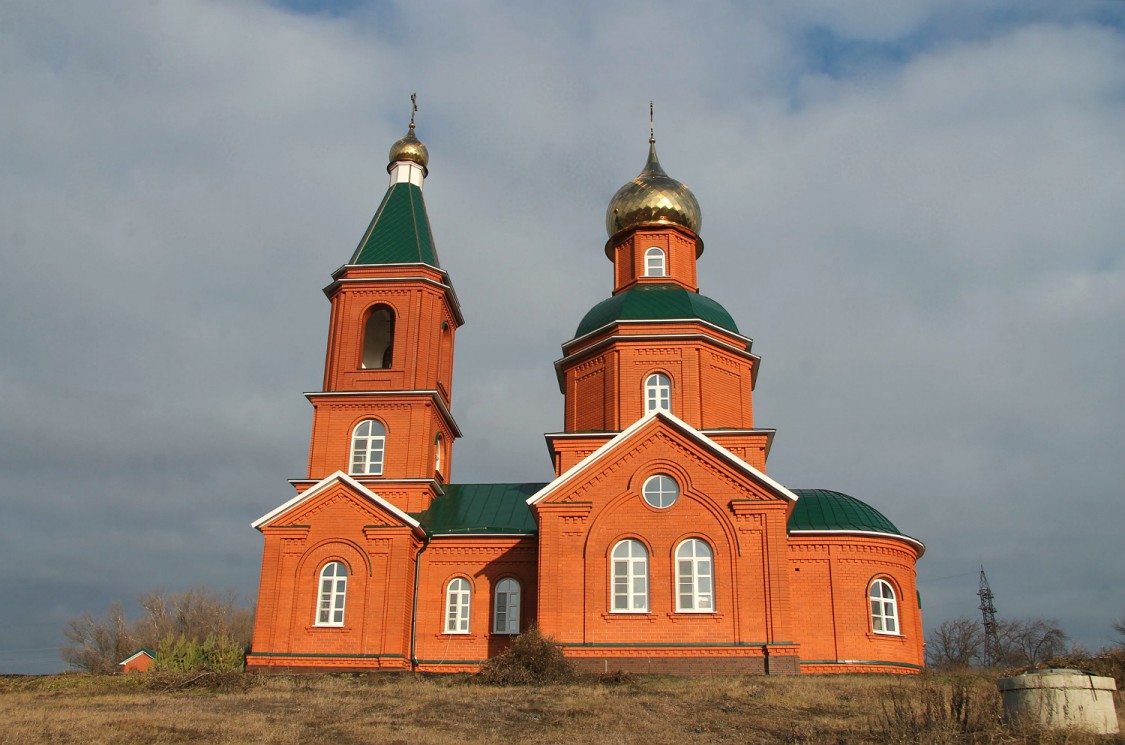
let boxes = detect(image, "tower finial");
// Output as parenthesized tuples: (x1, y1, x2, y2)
(649, 101, 655, 144)
(388, 93, 429, 175)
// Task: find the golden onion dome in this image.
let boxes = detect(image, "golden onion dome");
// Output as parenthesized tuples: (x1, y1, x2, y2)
(606, 140, 701, 238)
(387, 125, 429, 173)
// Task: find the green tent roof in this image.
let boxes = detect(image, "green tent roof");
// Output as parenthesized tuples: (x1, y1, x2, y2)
(787, 489, 902, 534)
(415, 483, 545, 536)
(575, 283, 739, 338)
(350, 182, 440, 267)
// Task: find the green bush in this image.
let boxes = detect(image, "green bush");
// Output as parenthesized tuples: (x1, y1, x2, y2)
(475, 627, 575, 685)
(152, 633, 244, 673)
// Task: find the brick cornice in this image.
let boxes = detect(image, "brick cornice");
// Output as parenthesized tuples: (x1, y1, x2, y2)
(261, 525, 310, 538)
(532, 501, 594, 520)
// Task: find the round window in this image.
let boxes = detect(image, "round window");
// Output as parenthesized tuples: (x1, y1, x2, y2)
(642, 474, 679, 509)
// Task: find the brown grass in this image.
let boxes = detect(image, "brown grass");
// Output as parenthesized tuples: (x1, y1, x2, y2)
(1, 671, 1121, 744)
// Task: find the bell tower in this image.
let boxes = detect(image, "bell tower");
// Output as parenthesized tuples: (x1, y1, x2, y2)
(548, 114, 771, 476)
(299, 98, 463, 513)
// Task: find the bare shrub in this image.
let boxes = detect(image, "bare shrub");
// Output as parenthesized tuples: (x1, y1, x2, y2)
(474, 627, 575, 685)
(60, 587, 254, 673)
(996, 618, 1069, 667)
(927, 616, 1071, 671)
(926, 616, 984, 670)
(60, 601, 136, 674)
(1032, 645, 1125, 690)
(137, 587, 254, 649)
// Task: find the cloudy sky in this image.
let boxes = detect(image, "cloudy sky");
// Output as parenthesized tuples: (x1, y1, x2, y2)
(1, 1, 1122, 673)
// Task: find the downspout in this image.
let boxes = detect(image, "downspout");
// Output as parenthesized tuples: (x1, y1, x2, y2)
(409, 534, 430, 670)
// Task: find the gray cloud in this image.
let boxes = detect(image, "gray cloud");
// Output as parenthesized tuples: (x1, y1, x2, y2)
(1, 1, 1121, 672)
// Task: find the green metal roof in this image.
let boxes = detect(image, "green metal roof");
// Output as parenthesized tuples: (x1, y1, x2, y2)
(575, 283, 739, 338)
(350, 182, 441, 267)
(415, 483, 546, 536)
(412, 484, 912, 542)
(787, 489, 901, 534)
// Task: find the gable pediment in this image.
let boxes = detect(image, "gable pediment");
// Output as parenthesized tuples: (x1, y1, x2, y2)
(528, 411, 798, 509)
(252, 471, 424, 536)
(277, 485, 391, 527)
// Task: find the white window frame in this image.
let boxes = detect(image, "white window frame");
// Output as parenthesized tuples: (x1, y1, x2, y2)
(492, 578, 521, 635)
(869, 579, 900, 635)
(644, 246, 666, 277)
(434, 433, 443, 475)
(642, 474, 679, 509)
(350, 419, 386, 476)
(445, 577, 471, 634)
(611, 539, 649, 613)
(644, 373, 671, 413)
(675, 539, 714, 612)
(315, 561, 347, 627)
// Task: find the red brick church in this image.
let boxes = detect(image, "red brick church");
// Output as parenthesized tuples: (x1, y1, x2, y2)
(247, 107, 926, 675)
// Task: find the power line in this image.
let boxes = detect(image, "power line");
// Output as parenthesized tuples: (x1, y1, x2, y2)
(923, 570, 979, 582)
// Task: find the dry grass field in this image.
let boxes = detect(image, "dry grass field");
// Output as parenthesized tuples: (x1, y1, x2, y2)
(1, 671, 1121, 744)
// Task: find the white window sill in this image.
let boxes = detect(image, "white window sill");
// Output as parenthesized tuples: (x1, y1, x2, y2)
(868, 630, 905, 641)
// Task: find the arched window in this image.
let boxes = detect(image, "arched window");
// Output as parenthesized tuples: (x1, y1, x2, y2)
(362, 305, 395, 369)
(642, 474, 679, 509)
(611, 539, 648, 612)
(493, 578, 521, 634)
(644, 373, 671, 413)
(869, 579, 899, 634)
(644, 247, 666, 277)
(434, 433, 444, 476)
(438, 320, 452, 392)
(675, 539, 713, 612)
(445, 577, 471, 634)
(350, 420, 386, 475)
(316, 562, 347, 626)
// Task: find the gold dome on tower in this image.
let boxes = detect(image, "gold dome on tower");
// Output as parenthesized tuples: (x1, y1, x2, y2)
(605, 116, 701, 238)
(388, 129, 428, 172)
(387, 93, 429, 173)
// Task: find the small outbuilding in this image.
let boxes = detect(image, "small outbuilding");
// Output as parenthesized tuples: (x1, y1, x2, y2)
(118, 649, 155, 674)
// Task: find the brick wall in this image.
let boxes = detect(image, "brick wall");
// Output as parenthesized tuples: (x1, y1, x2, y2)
(534, 418, 796, 652)
(249, 479, 422, 668)
(787, 534, 924, 672)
